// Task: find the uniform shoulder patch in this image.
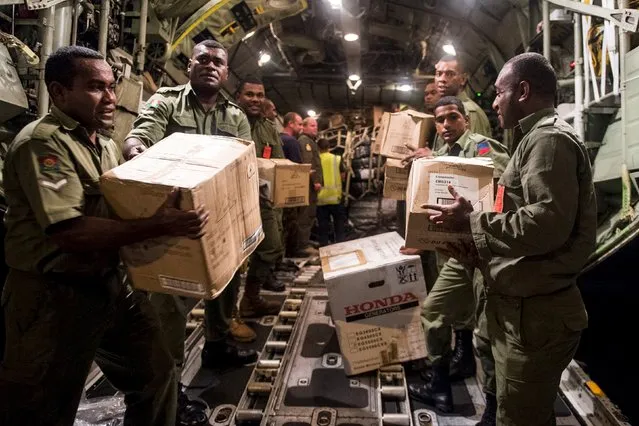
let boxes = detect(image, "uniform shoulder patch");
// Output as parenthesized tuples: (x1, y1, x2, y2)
(477, 140, 491, 156)
(143, 98, 164, 110)
(38, 154, 60, 172)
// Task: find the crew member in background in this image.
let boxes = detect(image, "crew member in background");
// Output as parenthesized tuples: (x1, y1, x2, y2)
(0, 46, 202, 425)
(423, 80, 440, 114)
(280, 112, 304, 257)
(262, 98, 277, 121)
(234, 77, 287, 321)
(434, 55, 492, 146)
(297, 117, 323, 255)
(316, 138, 346, 246)
(122, 40, 258, 420)
(404, 96, 509, 423)
(425, 53, 594, 425)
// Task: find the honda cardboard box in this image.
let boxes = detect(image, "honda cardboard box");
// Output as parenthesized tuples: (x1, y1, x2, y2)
(100, 133, 264, 299)
(257, 158, 311, 207)
(374, 109, 434, 159)
(383, 158, 410, 200)
(319, 232, 428, 375)
(404, 157, 494, 251)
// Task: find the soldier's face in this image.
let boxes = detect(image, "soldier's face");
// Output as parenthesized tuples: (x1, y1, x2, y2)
(51, 59, 116, 131)
(236, 83, 266, 117)
(434, 104, 469, 144)
(188, 46, 228, 91)
(435, 60, 466, 97)
(303, 118, 318, 137)
(493, 65, 524, 129)
(424, 83, 440, 111)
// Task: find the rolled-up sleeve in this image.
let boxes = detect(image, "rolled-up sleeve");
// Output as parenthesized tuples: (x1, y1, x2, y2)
(125, 94, 171, 147)
(470, 132, 579, 259)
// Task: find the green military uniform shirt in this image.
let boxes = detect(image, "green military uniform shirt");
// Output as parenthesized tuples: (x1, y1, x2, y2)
(298, 133, 323, 187)
(250, 116, 284, 159)
(3, 106, 121, 274)
(470, 108, 597, 297)
(434, 130, 510, 179)
(125, 82, 251, 144)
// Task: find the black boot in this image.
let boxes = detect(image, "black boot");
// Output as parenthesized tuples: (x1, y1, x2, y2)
(450, 329, 476, 380)
(476, 393, 497, 426)
(263, 271, 286, 292)
(408, 363, 454, 413)
(201, 340, 258, 370)
(176, 383, 209, 426)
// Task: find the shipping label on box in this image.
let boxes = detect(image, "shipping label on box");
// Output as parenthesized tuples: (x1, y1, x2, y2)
(376, 110, 434, 159)
(257, 158, 311, 207)
(383, 158, 411, 200)
(100, 133, 263, 299)
(405, 157, 494, 251)
(320, 232, 428, 375)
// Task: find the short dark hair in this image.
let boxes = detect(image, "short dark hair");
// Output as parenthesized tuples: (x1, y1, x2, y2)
(434, 96, 466, 115)
(236, 76, 264, 95)
(437, 54, 465, 73)
(193, 39, 227, 55)
(505, 52, 557, 100)
(317, 138, 330, 150)
(44, 46, 104, 89)
(283, 112, 299, 127)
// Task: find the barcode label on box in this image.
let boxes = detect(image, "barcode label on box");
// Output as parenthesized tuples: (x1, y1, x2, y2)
(391, 145, 410, 155)
(437, 198, 455, 205)
(159, 275, 205, 296)
(285, 196, 305, 205)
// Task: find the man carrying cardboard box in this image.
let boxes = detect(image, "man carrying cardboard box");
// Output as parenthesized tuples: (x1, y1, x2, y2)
(0, 46, 208, 426)
(122, 40, 259, 417)
(280, 112, 304, 256)
(424, 53, 594, 426)
(235, 77, 288, 315)
(403, 96, 508, 420)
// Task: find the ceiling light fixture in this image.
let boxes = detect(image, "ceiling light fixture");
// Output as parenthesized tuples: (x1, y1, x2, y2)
(307, 110, 317, 117)
(344, 33, 359, 42)
(442, 43, 456, 56)
(348, 74, 360, 81)
(258, 52, 271, 66)
(398, 84, 412, 92)
(242, 30, 256, 41)
(328, 0, 341, 9)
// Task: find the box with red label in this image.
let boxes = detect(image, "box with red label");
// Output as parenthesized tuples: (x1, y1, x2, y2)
(319, 232, 427, 375)
(404, 156, 494, 251)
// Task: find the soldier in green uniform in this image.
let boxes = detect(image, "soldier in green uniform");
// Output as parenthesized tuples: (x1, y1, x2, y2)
(0, 46, 209, 426)
(435, 55, 492, 142)
(425, 53, 594, 426)
(234, 77, 286, 317)
(297, 117, 323, 254)
(405, 97, 509, 422)
(122, 40, 259, 413)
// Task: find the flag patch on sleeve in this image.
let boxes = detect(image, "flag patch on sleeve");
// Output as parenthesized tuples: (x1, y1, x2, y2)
(477, 141, 491, 156)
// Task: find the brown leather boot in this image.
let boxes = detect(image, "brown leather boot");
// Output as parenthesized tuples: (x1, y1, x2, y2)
(229, 317, 256, 343)
(240, 280, 282, 317)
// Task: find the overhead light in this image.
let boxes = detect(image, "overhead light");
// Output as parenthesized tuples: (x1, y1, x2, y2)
(398, 84, 412, 92)
(344, 33, 359, 42)
(442, 43, 456, 56)
(328, 0, 341, 9)
(242, 30, 256, 41)
(307, 110, 317, 117)
(348, 74, 360, 81)
(258, 52, 271, 66)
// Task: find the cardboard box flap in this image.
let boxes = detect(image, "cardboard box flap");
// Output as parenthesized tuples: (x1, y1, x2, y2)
(400, 109, 434, 119)
(104, 133, 255, 188)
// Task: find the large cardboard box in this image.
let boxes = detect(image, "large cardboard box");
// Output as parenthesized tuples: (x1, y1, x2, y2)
(100, 133, 264, 299)
(257, 158, 311, 207)
(404, 157, 494, 251)
(320, 232, 428, 375)
(383, 158, 410, 200)
(375, 110, 434, 159)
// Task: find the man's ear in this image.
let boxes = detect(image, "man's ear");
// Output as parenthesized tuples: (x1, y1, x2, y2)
(518, 80, 531, 103)
(48, 81, 66, 104)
